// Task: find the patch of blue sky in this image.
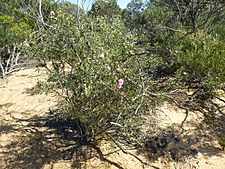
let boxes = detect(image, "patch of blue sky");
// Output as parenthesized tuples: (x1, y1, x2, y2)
(63, 0, 131, 9)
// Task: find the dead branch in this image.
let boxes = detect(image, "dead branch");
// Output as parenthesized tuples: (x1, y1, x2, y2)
(215, 96, 225, 104)
(0, 46, 21, 78)
(88, 142, 124, 169)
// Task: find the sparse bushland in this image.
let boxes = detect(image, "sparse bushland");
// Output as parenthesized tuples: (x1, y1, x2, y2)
(1, 0, 225, 164)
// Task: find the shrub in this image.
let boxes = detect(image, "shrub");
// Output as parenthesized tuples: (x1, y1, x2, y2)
(26, 12, 156, 142)
(0, 15, 31, 77)
(172, 31, 225, 90)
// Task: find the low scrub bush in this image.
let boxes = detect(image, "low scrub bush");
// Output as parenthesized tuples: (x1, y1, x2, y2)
(26, 12, 157, 143)
(172, 31, 225, 90)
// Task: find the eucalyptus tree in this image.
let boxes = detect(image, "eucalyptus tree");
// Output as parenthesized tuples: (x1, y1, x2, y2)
(150, 0, 225, 32)
(89, 0, 122, 18)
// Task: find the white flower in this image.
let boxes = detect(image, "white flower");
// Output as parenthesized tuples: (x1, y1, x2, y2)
(50, 11, 55, 18)
(23, 40, 30, 47)
(99, 53, 105, 58)
(117, 79, 124, 89)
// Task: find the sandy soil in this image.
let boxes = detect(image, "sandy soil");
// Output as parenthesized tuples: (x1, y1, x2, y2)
(0, 67, 224, 169)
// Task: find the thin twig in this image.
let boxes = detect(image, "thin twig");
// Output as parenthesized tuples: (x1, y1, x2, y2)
(180, 109, 188, 132)
(215, 96, 225, 104)
(88, 142, 124, 169)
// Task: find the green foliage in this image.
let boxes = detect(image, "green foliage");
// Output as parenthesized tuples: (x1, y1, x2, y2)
(150, 0, 225, 31)
(142, 5, 180, 46)
(0, 0, 32, 46)
(123, 1, 182, 48)
(143, 5, 173, 24)
(0, 0, 19, 15)
(210, 24, 225, 41)
(89, 0, 121, 18)
(58, 1, 81, 16)
(173, 31, 225, 88)
(26, 12, 155, 140)
(0, 14, 31, 77)
(122, 0, 146, 32)
(0, 15, 31, 45)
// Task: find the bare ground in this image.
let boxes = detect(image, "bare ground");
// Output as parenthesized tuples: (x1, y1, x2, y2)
(0, 67, 224, 169)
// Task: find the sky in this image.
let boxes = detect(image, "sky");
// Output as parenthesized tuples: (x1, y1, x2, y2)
(117, 0, 131, 9)
(66, 0, 131, 9)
